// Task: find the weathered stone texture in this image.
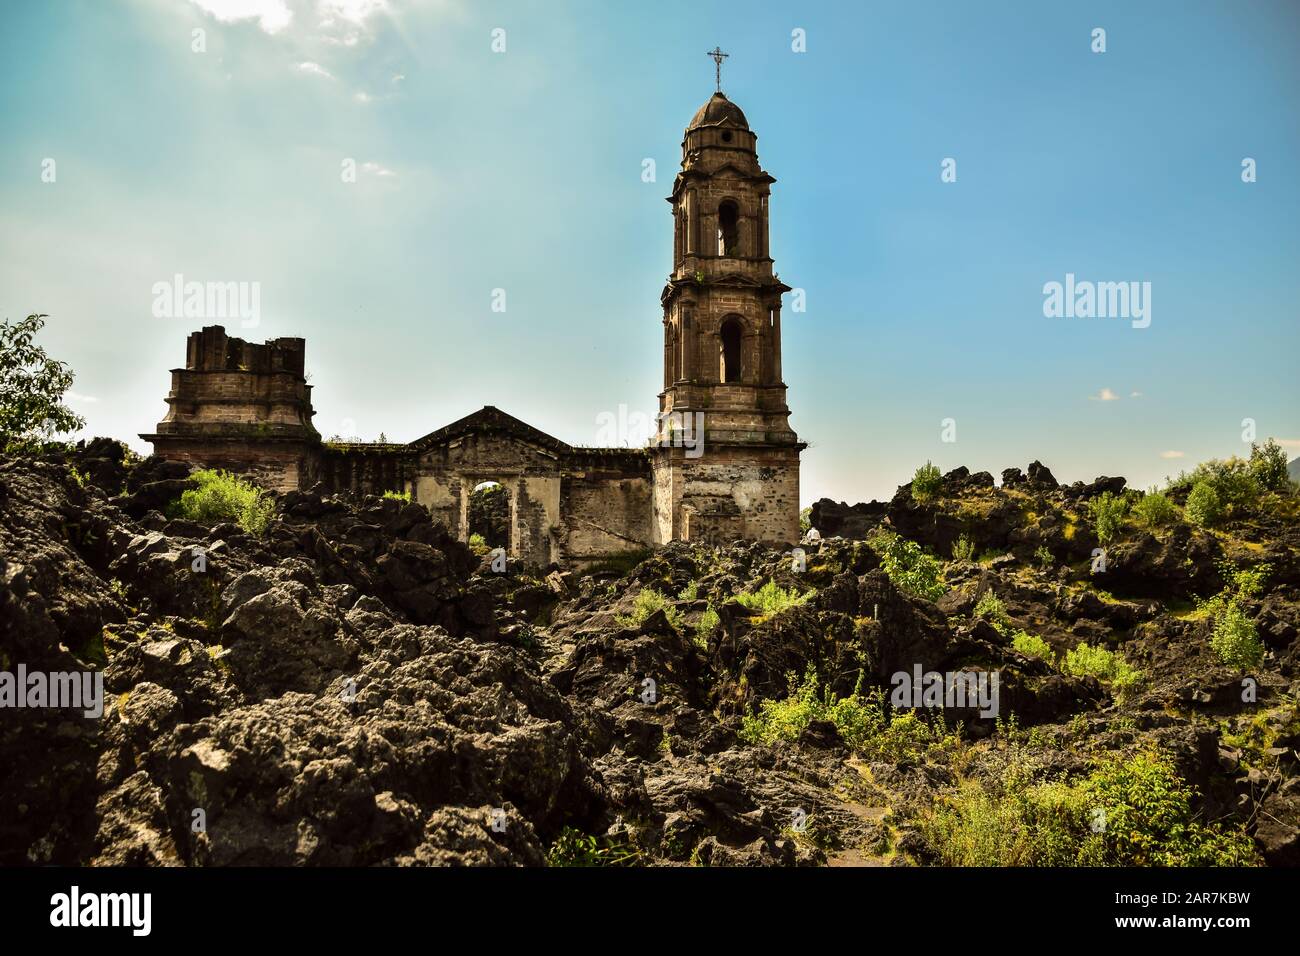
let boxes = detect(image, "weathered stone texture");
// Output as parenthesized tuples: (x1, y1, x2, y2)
(141, 326, 318, 493)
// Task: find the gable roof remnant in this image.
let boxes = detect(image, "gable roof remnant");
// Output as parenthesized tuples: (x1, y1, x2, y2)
(409, 406, 574, 455)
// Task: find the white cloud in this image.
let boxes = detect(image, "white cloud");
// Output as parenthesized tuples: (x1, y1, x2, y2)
(1089, 387, 1120, 402)
(1277, 438, 1300, 449)
(1159, 450, 1185, 459)
(1129, 390, 1143, 398)
(66, 391, 100, 404)
(297, 61, 333, 78)
(361, 161, 395, 177)
(189, 0, 293, 34)
(391, 73, 405, 84)
(353, 90, 372, 103)
(319, 0, 389, 26)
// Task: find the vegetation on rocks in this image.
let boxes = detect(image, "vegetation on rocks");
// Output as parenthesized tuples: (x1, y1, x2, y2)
(616, 588, 683, 630)
(1185, 481, 1223, 529)
(1, 435, 1297, 868)
(910, 460, 942, 502)
(921, 752, 1257, 867)
(1199, 563, 1270, 670)
(1131, 488, 1179, 529)
(1087, 490, 1129, 544)
(733, 580, 813, 620)
(170, 468, 276, 535)
(868, 528, 945, 602)
(1061, 643, 1143, 693)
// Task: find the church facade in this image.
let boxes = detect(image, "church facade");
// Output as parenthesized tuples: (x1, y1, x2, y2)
(143, 89, 804, 566)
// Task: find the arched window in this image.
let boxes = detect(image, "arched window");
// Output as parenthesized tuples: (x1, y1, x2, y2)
(720, 316, 743, 383)
(717, 200, 739, 256)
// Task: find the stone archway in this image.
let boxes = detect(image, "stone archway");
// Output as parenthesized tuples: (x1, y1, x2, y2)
(466, 480, 510, 553)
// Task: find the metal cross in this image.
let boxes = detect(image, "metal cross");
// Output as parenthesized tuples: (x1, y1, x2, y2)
(707, 46, 728, 92)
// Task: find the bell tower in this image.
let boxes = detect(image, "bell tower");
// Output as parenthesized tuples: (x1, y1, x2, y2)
(652, 61, 804, 546)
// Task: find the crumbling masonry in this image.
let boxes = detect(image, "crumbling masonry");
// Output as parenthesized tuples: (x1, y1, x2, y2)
(143, 90, 804, 565)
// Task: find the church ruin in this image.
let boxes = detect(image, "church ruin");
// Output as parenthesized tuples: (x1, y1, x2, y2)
(143, 85, 804, 565)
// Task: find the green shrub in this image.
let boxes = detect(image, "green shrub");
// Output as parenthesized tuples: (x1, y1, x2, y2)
(1196, 562, 1269, 669)
(171, 469, 275, 535)
(920, 776, 1084, 866)
(951, 534, 976, 561)
(694, 605, 719, 648)
(1196, 561, 1268, 665)
(1210, 603, 1265, 671)
(1012, 630, 1053, 662)
(1226, 562, 1269, 599)
(868, 529, 946, 602)
(546, 827, 640, 866)
(1249, 438, 1292, 492)
(1132, 489, 1179, 529)
(1184, 481, 1222, 528)
(921, 752, 1256, 867)
(733, 580, 813, 620)
(973, 590, 1011, 634)
(740, 667, 954, 763)
(911, 461, 943, 501)
(467, 532, 490, 556)
(1078, 752, 1258, 866)
(822, 690, 888, 752)
(382, 489, 411, 503)
(1086, 491, 1129, 544)
(799, 506, 812, 534)
(1178, 457, 1260, 519)
(1034, 545, 1053, 568)
(1062, 643, 1142, 692)
(741, 666, 826, 745)
(865, 710, 958, 764)
(616, 589, 682, 630)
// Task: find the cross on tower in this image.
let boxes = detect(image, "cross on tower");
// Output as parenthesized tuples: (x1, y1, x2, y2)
(707, 46, 728, 93)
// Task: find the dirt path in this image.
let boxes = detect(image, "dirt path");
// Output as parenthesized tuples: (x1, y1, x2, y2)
(826, 758, 894, 867)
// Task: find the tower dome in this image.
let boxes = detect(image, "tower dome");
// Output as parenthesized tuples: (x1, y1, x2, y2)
(687, 92, 749, 131)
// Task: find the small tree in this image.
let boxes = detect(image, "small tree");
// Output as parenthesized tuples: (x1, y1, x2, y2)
(1087, 491, 1129, 544)
(911, 461, 942, 501)
(0, 314, 85, 450)
(868, 529, 946, 602)
(1131, 488, 1179, 529)
(1250, 438, 1292, 492)
(1185, 481, 1222, 529)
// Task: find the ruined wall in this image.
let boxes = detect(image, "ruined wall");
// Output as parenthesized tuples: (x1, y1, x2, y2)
(560, 451, 655, 562)
(148, 438, 310, 494)
(317, 445, 409, 497)
(141, 326, 320, 493)
(653, 444, 800, 547)
(412, 472, 460, 538)
(412, 433, 564, 566)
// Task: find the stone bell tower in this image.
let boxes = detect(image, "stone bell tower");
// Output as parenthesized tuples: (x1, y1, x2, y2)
(651, 63, 804, 546)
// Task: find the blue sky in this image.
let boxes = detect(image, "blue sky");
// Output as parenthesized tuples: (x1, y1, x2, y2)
(1, 0, 1297, 503)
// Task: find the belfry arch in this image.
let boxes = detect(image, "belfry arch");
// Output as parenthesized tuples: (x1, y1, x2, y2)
(720, 315, 744, 383)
